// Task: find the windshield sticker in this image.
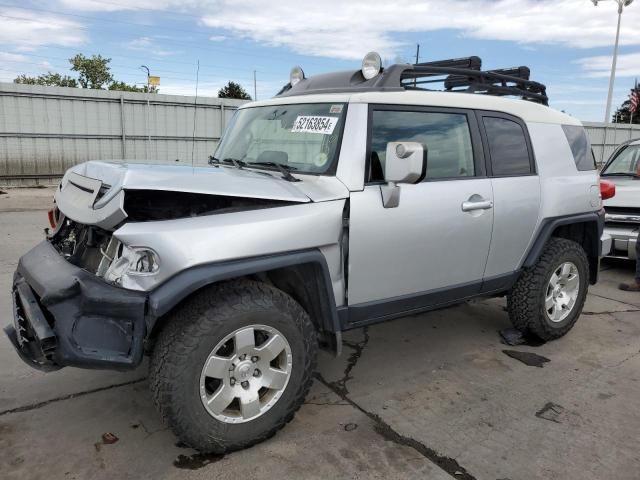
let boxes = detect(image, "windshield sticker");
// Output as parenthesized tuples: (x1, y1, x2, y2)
(291, 116, 338, 135)
(329, 104, 343, 114)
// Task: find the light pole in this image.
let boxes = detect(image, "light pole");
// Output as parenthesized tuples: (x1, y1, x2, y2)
(592, 0, 634, 123)
(140, 65, 150, 91)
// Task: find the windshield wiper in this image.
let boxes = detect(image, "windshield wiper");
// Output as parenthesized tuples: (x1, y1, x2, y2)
(601, 172, 640, 178)
(208, 156, 246, 169)
(247, 162, 300, 182)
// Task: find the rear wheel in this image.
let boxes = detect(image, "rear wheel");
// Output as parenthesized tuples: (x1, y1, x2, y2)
(508, 238, 589, 340)
(149, 280, 317, 453)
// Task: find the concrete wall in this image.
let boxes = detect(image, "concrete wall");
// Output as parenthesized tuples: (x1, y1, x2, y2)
(0, 82, 246, 186)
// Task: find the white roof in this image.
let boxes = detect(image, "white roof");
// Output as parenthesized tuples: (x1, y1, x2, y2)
(245, 90, 581, 126)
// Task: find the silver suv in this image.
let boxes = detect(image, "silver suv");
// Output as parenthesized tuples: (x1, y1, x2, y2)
(6, 54, 609, 453)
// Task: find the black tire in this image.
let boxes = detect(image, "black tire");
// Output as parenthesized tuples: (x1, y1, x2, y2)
(149, 279, 318, 453)
(507, 237, 589, 341)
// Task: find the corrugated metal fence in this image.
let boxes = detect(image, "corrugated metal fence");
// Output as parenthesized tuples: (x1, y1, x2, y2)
(0, 82, 246, 186)
(583, 121, 640, 167)
(2, 82, 639, 186)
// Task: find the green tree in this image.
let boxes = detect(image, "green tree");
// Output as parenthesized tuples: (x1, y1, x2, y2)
(14, 72, 78, 87)
(69, 54, 114, 89)
(613, 82, 640, 124)
(108, 81, 148, 93)
(218, 81, 251, 100)
(13, 53, 159, 94)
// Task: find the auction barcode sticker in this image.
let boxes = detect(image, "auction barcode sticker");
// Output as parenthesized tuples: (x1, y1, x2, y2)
(291, 116, 338, 135)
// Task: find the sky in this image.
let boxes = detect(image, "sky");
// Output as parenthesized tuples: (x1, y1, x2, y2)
(0, 0, 639, 121)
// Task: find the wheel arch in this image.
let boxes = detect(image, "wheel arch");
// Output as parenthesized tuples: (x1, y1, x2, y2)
(145, 249, 342, 353)
(522, 211, 604, 285)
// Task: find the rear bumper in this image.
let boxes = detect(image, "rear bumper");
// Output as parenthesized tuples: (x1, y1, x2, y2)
(5, 241, 147, 371)
(603, 224, 638, 260)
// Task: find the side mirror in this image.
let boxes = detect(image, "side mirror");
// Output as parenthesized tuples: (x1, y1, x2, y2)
(384, 142, 427, 184)
(380, 142, 427, 208)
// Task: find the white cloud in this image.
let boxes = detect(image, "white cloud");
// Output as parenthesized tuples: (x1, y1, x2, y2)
(56, 0, 640, 59)
(198, 0, 640, 59)
(0, 51, 56, 83)
(125, 36, 181, 56)
(58, 0, 204, 12)
(576, 52, 640, 78)
(0, 8, 86, 49)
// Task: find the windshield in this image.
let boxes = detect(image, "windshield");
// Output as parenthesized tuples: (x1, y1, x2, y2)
(212, 103, 347, 175)
(602, 145, 640, 177)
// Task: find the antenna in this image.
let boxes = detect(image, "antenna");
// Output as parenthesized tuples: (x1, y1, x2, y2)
(191, 59, 200, 167)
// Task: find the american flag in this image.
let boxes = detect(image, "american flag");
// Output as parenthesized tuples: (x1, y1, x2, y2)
(631, 86, 640, 114)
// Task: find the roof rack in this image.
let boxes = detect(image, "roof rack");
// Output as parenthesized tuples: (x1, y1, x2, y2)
(401, 56, 548, 105)
(276, 55, 549, 105)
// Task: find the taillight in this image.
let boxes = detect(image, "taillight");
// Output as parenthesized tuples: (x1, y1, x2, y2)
(47, 208, 57, 229)
(600, 180, 616, 200)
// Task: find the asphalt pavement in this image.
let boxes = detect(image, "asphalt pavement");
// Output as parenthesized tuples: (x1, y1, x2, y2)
(1, 188, 639, 480)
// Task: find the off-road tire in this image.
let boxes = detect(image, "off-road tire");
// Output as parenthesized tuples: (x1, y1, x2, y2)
(149, 279, 318, 453)
(507, 237, 589, 341)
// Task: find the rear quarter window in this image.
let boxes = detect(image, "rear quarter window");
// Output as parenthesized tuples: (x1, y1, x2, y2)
(482, 116, 533, 176)
(562, 125, 596, 171)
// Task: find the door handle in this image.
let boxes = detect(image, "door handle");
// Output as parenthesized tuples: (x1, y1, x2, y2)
(461, 198, 493, 212)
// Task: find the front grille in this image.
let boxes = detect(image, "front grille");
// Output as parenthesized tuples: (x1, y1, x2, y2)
(605, 206, 640, 215)
(604, 206, 640, 226)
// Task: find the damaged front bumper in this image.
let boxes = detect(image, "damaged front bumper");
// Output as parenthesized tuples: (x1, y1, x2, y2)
(5, 240, 147, 371)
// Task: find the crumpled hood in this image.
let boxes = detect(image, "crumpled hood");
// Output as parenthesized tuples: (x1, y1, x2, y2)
(55, 160, 349, 229)
(603, 177, 640, 209)
(71, 161, 313, 202)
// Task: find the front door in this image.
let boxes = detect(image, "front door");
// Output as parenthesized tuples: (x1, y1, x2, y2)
(347, 106, 493, 323)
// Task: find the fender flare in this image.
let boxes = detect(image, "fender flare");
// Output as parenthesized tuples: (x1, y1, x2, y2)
(521, 211, 604, 283)
(145, 249, 341, 335)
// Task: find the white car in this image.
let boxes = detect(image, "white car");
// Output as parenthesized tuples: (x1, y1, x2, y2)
(601, 138, 640, 260)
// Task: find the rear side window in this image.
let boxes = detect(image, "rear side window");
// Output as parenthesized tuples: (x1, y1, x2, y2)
(483, 117, 533, 176)
(562, 125, 596, 171)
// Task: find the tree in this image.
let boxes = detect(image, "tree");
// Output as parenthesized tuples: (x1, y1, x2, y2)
(108, 81, 148, 93)
(612, 82, 640, 124)
(14, 72, 78, 87)
(13, 52, 158, 94)
(218, 81, 251, 100)
(69, 54, 114, 89)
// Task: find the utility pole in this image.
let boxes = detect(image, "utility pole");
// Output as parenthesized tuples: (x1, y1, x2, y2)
(591, 0, 634, 123)
(140, 65, 151, 160)
(413, 44, 420, 88)
(253, 70, 257, 100)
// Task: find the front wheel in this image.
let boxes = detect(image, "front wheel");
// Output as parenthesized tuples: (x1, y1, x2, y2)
(508, 237, 589, 341)
(149, 280, 317, 453)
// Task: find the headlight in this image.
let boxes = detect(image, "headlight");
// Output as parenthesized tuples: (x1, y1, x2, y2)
(103, 245, 159, 285)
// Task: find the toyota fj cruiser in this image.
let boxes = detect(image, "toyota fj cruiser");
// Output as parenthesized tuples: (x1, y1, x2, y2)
(6, 53, 610, 453)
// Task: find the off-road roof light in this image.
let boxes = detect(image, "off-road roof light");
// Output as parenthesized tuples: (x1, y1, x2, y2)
(290, 66, 305, 86)
(362, 52, 382, 80)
